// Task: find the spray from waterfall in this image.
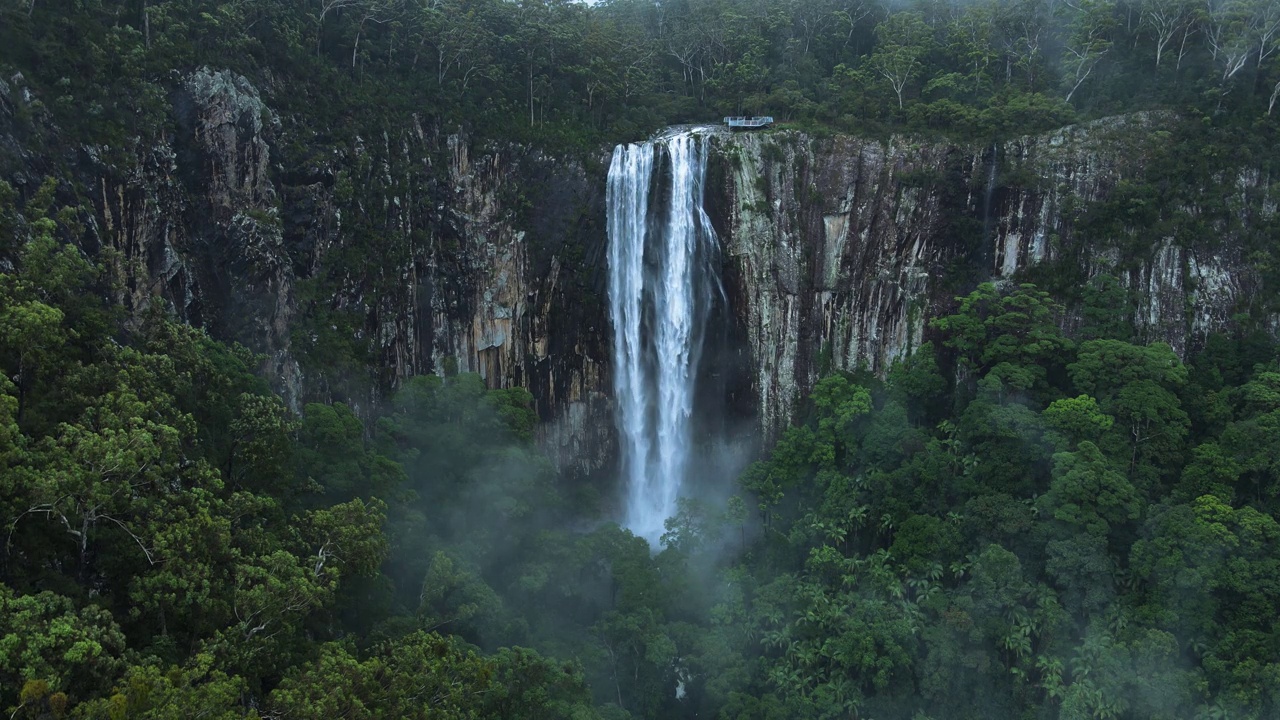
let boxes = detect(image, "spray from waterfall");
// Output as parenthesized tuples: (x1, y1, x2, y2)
(607, 128, 719, 546)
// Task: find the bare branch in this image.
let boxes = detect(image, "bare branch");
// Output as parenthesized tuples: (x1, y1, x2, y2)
(100, 514, 159, 566)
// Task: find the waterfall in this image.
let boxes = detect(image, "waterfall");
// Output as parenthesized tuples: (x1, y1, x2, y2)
(607, 129, 719, 545)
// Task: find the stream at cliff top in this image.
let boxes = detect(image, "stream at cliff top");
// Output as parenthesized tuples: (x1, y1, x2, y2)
(607, 128, 720, 545)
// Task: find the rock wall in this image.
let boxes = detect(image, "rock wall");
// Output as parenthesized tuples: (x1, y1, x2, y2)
(710, 132, 966, 434)
(991, 116, 1275, 356)
(709, 116, 1276, 434)
(0, 67, 615, 479)
(2, 66, 1274, 472)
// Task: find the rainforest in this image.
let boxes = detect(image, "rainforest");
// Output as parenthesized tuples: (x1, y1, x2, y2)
(1, 0, 1279, 717)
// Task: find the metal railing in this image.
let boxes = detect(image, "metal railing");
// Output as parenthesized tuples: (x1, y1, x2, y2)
(723, 116, 774, 128)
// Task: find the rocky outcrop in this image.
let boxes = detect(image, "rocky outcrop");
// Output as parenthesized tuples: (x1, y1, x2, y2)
(410, 134, 613, 476)
(711, 132, 963, 433)
(0, 67, 614, 479)
(991, 117, 1275, 356)
(87, 69, 303, 411)
(709, 116, 1275, 434)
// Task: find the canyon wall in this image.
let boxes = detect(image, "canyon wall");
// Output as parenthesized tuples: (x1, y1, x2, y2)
(712, 116, 1275, 433)
(1, 67, 614, 478)
(1, 67, 1274, 474)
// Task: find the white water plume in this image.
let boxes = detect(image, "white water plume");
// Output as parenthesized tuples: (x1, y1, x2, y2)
(607, 128, 719, 545)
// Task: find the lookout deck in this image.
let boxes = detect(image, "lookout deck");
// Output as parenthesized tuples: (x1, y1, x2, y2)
(724, 116, 774, 130)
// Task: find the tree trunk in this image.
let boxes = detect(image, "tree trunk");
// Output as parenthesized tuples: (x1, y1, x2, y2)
(316, 8, 329, 57)
(1176, 26, 1191, 72)
(78, 515, 91, 584)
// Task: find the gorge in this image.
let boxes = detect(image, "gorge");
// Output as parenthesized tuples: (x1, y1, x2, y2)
(6, 0, 1280, 710)
(4, 70, 1273, 486)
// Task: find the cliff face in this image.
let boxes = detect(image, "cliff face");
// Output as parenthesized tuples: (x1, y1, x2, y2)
(710, 132, 964, 433)
(710, 117, 1275, 434)
(991, 117, 1276, 355)
(1, 67, 1274, 473)
(0, 68, 614, 478)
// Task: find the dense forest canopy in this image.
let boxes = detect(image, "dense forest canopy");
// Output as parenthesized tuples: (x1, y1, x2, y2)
(2, 0, 1279, 146)
(7, 190, 1280, 717)
(2, 0, 1280, 718)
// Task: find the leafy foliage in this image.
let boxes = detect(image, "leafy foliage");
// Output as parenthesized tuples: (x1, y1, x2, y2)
(3, 0, 1279, 157)
(1, 0, 1279, 716)
(0, 179, 597, 719)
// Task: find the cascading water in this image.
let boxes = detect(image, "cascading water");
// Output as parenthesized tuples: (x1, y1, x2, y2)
(607, 128, 719, 545)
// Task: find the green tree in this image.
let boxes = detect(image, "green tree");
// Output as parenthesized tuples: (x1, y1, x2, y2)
(869, 11, 931, 109)
(1060, 0, 1115, 103)
(1043, 394, 1114, 449)
(297, 402, 404, 503)
(1068, 340, 1189, 486)
(73, 655, 249, 720)
(1217, 372, 1280, 507)
(0, 584, 127, 705)
(933, 283, 1074, 402)
(1036, 442, 1140, 539)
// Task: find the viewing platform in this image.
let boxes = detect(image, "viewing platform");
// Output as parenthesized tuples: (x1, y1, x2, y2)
(724, 116, 774, 130)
